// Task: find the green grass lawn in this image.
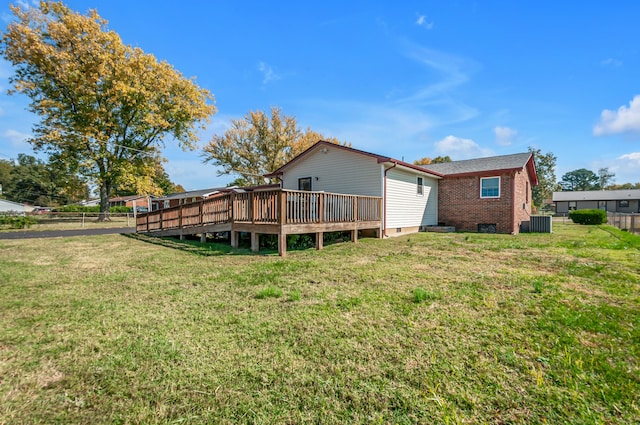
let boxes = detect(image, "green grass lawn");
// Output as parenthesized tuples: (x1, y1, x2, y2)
(1, 223, 638, 424)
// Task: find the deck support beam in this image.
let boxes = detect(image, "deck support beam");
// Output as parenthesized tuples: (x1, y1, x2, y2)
(230, 231, 238, 249)
(278, 232, 287, 257)
(200, 233, 207, 243)
(251, 232, 259, 252)
(316, 232, 323, 250)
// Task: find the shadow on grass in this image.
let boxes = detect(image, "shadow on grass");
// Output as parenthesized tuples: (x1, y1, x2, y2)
(123, 233, 279, 257)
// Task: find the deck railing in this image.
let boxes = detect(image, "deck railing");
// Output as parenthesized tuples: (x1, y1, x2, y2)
(136, 189, 382, 233)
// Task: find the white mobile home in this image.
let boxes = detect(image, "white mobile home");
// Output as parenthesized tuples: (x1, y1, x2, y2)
(0, 199, 27, 214)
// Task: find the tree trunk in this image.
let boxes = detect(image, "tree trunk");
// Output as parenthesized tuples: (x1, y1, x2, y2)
(98, 183, 110, 221)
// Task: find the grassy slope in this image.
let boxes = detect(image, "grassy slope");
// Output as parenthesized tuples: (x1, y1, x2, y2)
(0, 223, 638, 424)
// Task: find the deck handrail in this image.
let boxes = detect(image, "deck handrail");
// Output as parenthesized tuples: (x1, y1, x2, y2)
(136, 189, 382, 232)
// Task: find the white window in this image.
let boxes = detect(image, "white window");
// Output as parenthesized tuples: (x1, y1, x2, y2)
(480, 177, 500, 198)
(417, 177, 424, 195)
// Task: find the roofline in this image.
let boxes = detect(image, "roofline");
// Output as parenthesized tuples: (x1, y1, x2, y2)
(265, 140, 443, 178)
(552, 189, 640, 201)
(427, 153, 538, 186)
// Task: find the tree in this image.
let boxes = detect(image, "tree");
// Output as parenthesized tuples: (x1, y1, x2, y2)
(528, 147, 559, 208)
(1, 2, 215, 218)
(0, 159, 12, 198)
(560, 168, 599, 191)
(1, 153, 89, 205)
(113, 157, 183, 196)
(608, 182, 640, 190)
(202, 106, 346, 186)
(597, 167, 615, 190)
(413, 155, 452, 166)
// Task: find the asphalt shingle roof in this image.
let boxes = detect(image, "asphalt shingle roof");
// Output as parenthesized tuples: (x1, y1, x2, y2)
(553, 189, 640, 202)
(422, 152, 533, 176)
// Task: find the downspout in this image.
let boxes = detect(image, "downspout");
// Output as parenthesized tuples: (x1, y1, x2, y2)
(383, 162, 397, 237)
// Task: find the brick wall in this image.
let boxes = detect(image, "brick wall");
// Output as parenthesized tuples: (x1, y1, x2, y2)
(512, 169, 533, 233)
(438, 169, 532, 234)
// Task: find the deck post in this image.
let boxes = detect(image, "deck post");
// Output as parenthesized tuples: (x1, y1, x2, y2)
(318, 193, 324, 223)
(251, 232, 259, 252)
(200, 233, 207, 243)
(354, 196, 358, 222)
(179, 204, 183, 229)
(230, 192, 235, 223)
(279, 190, 287, 225)
(251, 192, 256, 224)
(316, 232, 323, 250)
(278, 232, 287, 256)
(230, 231, 238, 248)
(352, 227, 358, 244)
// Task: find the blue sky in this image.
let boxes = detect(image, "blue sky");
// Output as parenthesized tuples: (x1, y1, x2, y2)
(1, 1, 640, 190)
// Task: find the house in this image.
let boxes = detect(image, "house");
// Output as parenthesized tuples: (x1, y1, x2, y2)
(423, 153, 537, 234)
(136, 142, 539, 254)
(0, 199, 27, 214)
(108, 195, 151, 211)
(553, 189, 640, 214)
(151, 187, 229, 210)
(268, 142, 537, 235)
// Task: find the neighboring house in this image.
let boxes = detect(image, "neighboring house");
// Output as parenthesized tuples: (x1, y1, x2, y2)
(109, 195, 151, 210)
(152, 187, 230, 210)
(422, 153, 537, 234)
(268, 142, 537, 235)
(0, 199, 27, 214)
(553, 189, 640, 214)
(266, 141, 443, 237)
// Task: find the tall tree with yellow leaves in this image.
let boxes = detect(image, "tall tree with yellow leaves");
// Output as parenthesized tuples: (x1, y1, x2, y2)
(202, 106, 345, 186)
(1, 1, 215, 218)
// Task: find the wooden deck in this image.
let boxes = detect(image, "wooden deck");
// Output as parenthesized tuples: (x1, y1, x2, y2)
(136, 189, 382, 256)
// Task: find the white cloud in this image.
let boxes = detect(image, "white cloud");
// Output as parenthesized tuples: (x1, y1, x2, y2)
(434, 135, 493, 160)
(415, 15, 434, 30)
(619, 152, 640, 162)
(494, 126, 517, 146)
(593, 95, 640, 136)
(589, 152, 640, 185)
(601, 58, 622, 67)
(258, 61, 281, 85)
(2, 129, 30, 147)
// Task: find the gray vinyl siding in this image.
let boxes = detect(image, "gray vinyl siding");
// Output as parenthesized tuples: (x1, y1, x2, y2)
(281, 147, 382, 197)
(385, 168, 438, 229)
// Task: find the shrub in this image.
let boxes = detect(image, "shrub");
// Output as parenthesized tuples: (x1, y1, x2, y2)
(0, 214, 38, 229)
(569, 209, 607, 225)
